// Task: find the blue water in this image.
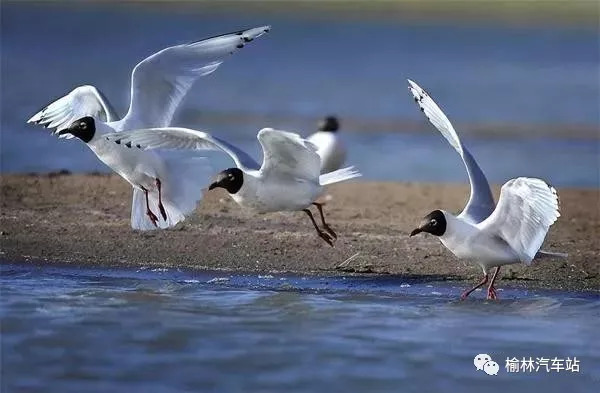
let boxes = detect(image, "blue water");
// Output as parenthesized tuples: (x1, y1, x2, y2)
(1, 263, 599, 392)
(1, 2, 599, 186)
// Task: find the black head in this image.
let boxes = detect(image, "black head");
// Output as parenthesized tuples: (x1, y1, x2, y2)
(410, 210, 447, 237)
(318, 116, 339, 132)
(59, 116, 96, 143)
(208, 168, 243, 194)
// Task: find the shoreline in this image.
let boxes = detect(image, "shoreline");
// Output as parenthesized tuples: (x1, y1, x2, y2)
(177, 110, 600, 141)
(26, 1, 599, 28)
(1, 174, 599, 292)
(4, 259, 600, 300)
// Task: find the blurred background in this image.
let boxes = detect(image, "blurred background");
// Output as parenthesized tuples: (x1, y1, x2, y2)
(1, 0, 599, 187)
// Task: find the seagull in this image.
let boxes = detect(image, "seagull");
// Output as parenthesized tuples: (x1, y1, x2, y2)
(27, 26, 270, 230)
(407, 79, 564, 299)
(307, 116, 347, 174)
(104, 127, 361, 246)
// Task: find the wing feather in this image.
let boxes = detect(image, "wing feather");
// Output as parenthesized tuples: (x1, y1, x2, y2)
(118, 26, 270, 129)
(407, 79, 495, 223)
(27, 85, 119, 132)
(257, 128, 321, 180)
(478, 177, 560, 264)
(104, 127, 259, 170)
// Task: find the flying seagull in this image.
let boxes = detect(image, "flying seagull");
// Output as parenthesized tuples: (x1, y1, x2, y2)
(307, 115, 347, 174)
(407, 79, 564, 299)
(27, 26, 270, 230)
(105, 127, 361, 246)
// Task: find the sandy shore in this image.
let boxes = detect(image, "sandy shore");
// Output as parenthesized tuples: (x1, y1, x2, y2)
(1, 174, 598, 292)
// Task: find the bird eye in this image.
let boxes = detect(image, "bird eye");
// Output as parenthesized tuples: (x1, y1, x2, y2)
(431, 219, 437, 226)
(79, 121, 87, 129)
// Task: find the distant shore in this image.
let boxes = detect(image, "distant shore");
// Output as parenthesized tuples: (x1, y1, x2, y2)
(1, 174, 598, 292)
(177, 109, 600, 141)
(41, 0, 600, 28)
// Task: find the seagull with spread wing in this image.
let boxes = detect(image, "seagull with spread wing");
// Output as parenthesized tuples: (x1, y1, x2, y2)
(104, 127, 361, 246)
(407, 79, 564, 299)
(27, 26, 270, 230)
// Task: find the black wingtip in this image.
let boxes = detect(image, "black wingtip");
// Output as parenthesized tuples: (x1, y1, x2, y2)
(189, 25, 270, 45)
(190, 26, 261, 45)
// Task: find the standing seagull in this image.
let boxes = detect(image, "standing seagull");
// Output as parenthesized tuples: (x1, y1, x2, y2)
(407, 79, 563, 299)
(104, 127, 361, 246)
(307, 116, 347, 174)
(27, 26, 270, 230)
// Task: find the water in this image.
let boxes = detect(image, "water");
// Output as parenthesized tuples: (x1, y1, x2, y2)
(1, 263, 599, 392)
(1, 2, 599, 186)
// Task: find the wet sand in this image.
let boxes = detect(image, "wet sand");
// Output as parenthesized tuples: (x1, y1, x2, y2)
(1, 174, 598, 292)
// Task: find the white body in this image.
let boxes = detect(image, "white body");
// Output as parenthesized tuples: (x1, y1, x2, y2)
(231, 170, 322, 213)
(439, 212, 520, 274)
(88, 132, 165, 190)
(27, 27, 270, 230)
(87, 122, 212, 230)
(307, 131, 346, 174)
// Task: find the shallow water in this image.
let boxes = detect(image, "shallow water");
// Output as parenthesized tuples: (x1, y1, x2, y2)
(1, 2, 599, 186)
(1, 263, 599, 392)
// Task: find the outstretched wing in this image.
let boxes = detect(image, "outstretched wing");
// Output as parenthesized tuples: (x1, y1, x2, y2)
(104, 127, 259, 171)
(257, 128, 321, 180)
(478, 178, 560, 264)
(408, 79, 495, 223)
(118, 26, 270, 129)
(27, 85, 119, 137)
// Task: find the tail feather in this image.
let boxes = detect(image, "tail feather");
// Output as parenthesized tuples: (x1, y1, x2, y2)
(163, 156, 212, 219)
(131, 188, 159, 230)
(319, 166, 361, 186)
(131, 156, 212, 231)
(131, 188, 184, 231)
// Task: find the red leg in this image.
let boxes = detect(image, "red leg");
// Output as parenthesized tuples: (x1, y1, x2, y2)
(487, 267, 501, 300)
(303, 208, 335, 247)
(141, 186, 159, 227)
(156, 178, 167, 221)
(313, 202, 337, 239)
(461, 274, 489, 300)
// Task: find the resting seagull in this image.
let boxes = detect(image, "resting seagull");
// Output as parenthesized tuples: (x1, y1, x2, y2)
(105, 127, 361, 246)
(27, 26, 270, 230)
(407, 79, 564, 299)
(307, 116, 347, 174)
